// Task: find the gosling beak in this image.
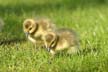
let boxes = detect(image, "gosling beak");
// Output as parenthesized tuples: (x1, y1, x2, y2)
(25, 32, 29, 37)
(47, 47, 50, 52)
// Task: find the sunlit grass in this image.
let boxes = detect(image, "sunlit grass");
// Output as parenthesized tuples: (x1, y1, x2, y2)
(0, 0, 108, 72)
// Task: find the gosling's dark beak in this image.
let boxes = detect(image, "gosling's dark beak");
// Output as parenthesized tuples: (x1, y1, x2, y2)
(25, 32, 29, 37)
(47, 47, 50, 52)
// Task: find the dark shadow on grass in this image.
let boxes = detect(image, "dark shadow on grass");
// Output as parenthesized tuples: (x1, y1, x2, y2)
(0, 38, 26, 45)
(0, 0, 107, 16)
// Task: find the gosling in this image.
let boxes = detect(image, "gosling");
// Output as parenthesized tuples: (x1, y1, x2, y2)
(43, 28, 80, 56)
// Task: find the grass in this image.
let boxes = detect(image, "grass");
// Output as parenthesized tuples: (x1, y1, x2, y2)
(0, 0, 108, 72)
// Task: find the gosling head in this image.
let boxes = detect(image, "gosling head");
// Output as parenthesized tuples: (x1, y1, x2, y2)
(23, 19, 38, 37)
(44, 32, 58, 51)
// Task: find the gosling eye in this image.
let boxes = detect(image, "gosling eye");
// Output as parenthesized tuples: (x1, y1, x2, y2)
(29, 27, 32, 30)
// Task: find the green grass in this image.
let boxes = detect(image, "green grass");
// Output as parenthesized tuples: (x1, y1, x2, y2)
(0, 0, 108, 72)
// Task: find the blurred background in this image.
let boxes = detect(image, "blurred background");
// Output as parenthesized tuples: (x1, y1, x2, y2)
(0, 0, 108, 41)
(0, 0, 108, 72)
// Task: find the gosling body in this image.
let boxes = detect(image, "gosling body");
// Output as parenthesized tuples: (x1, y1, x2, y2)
(23, 18, 56, 47)
(43, 28, 79, 55)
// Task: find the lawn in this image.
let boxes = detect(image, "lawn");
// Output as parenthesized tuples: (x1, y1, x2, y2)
(0, 0, 108, 72)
